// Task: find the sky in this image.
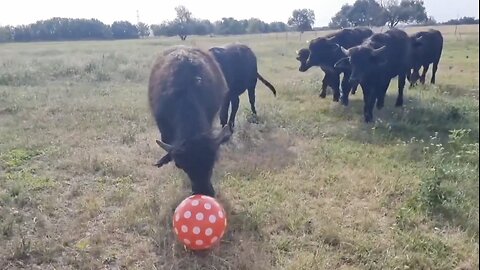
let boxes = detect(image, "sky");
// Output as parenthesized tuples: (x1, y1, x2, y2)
(0, 0, 478, 27)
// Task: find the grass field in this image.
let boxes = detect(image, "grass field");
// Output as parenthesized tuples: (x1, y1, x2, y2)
(0, 24, 478, 269)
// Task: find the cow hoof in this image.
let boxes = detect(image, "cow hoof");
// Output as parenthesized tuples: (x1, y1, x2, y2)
(333, 97, 340, 102)
(319, 93, 327, 99)
(364, 114, 373, 123)
(247, 114, 259, 124)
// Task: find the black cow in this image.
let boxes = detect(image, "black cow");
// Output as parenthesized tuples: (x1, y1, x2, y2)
(148, 45, 233, 196)
(409, 29, 444, 87)
(334, 28, 411, 122)
(209, 43, 276, 129)
(296, 27, 373, 105)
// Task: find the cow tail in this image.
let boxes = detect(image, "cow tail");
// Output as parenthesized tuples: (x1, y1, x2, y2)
(257, 73, 276, 96)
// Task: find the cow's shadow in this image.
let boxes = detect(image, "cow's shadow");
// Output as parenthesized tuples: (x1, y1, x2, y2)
(330, 90, 477, 145)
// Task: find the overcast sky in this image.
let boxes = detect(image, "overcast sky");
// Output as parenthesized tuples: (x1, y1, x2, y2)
(0, 0, 478, 27)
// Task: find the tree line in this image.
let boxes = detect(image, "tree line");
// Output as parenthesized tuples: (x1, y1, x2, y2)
(0, 0, 478, 42)
(0, 12, 288, 43)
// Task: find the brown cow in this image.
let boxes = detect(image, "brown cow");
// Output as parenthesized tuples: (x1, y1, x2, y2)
(148, 45, 232, 196)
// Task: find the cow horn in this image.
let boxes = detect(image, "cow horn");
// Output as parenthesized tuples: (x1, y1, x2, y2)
(416, 35, 424, 42)
(372, 45, 387, 56)
(296, 50, 299, 55)
(156, 140, 174, 152)
(340, 46, 349, 56)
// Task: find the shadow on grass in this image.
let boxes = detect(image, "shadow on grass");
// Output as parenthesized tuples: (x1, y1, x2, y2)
(333, 90, 479, 145)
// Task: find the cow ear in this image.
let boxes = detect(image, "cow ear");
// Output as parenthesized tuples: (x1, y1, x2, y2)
(215, 125, 233, 145)
(209, 47, 224, 57)
(334, 57, 350, 70)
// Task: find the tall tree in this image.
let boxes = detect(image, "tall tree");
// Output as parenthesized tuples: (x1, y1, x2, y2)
(137, 22, 150, 38)
(173, 5, 193, 40)
(111, 21, 139, 39)
(288, 9, 315, 33)
(381, 0, 428, 27)
(329, 4, 354, 29)
(348, 0, 388, 26)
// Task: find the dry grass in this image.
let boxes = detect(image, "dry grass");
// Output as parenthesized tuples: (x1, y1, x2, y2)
(0, 25, 478, 269)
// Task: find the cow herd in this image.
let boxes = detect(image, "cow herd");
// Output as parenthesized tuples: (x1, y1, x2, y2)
(148, 27, 444, 197)
(297, 27, 443, 122)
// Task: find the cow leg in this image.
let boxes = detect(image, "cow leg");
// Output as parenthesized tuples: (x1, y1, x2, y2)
(340, 71, 352, 106)
(319, 73, 329, 98)
(420, 64, 429, 84)
(363, 88, 375, 123)
(396, 72, 406, 107)
(351, 83, 359, 95)
(409, 68, 418, 88)
(219, 95, 230, 128)
(431, 62, 439, 84)
(331, 73, 341, 102)
(376, 80, 391, 110)
(247, 87, 257, 115)
(228, 96, 240, 128)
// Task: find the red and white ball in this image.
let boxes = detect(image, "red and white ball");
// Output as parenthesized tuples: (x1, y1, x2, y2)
(173, 195, 227, 250)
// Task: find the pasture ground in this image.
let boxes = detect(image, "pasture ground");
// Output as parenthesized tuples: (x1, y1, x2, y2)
(0, 25, 478, 269)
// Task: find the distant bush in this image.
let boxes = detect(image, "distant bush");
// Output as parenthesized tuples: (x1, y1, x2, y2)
(442, 16, 479, 25)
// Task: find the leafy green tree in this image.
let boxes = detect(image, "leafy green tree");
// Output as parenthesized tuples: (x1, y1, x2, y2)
(173, 5, 193, 40)
(137, 22, 150, 37)
(347, 0, 387, 26)
(329, 4, 354, 29)
(0, 26, 13, 42)
(111, 21, 139, 39)
(382, 0, 428, 27)
(288, 9, 315, 33)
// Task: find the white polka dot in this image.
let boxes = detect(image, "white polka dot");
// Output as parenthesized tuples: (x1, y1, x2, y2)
(183, 211, 191, 219)
(174, 228, 178, 235)
(195, 240, 204, 246)
(181, 225, 188, 233)
(209, 215, 217, 223)
(175, 213, 180, 222)
(196, 212, 204, 221)
(205, 228, 213, 236)
(193, 226, 201, 235)
(218, 210, 224, 219)
(191, 200, 199, 206)
(183, 239, 191, 245)
(210, 236, 218, 244)
(204, 203, 212, 210)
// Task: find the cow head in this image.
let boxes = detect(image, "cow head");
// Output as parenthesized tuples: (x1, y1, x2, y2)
(408, 35, 425, 85)
(156, 125, 232, 196)
(208, 47, 227, 66)
(305, 37, 342, 70)
(334, 45, 387, 84)
(295, 48, 311, 72)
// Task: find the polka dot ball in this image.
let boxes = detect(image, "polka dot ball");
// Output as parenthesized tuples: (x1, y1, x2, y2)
(173, 195, 227, 250)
